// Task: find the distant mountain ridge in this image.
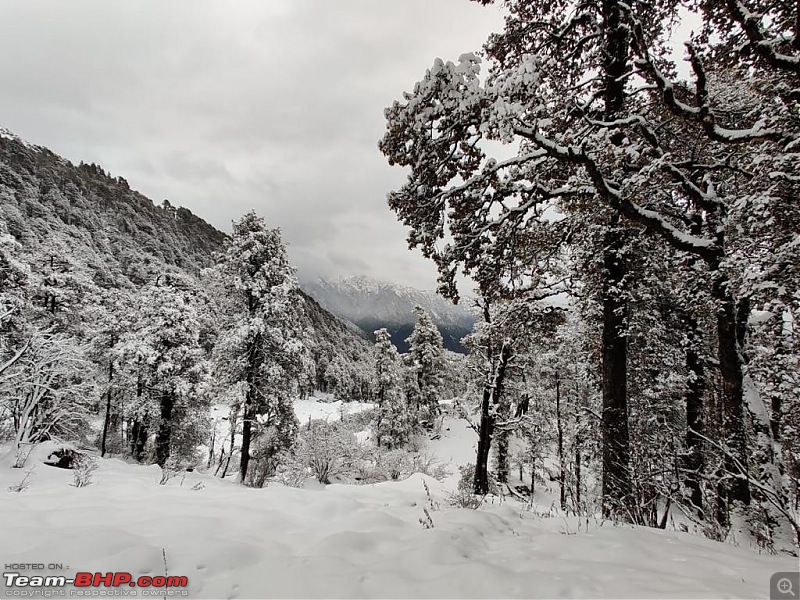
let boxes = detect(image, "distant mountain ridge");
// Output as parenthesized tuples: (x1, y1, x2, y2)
(301, 275, 475, 353)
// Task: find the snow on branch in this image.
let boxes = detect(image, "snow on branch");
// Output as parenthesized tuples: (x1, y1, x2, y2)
(513, 122, 722, 260)
(725, 0, 800, 74)
(629, 17, 797, 146)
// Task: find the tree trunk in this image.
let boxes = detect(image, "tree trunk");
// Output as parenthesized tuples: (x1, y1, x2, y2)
(155, 391, 174, 468)
(131, 421, 147, 462)
(601, 226, 632, 517)
(474, 342, 512, 495)
(239, 400, 254, 485)
(556, 372, 566, 510)
(684, 314, 705, 514)
(474, 382, 494, 495)
(100, 361, 114, 458)
(239, 331, 262, 485)
(711, 271, 751, 526)
(496, 428, 510, 484)
(599, 0, 632, 519)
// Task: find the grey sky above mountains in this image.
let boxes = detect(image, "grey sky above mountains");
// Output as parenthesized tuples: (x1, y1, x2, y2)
(0, 0, 505, 289)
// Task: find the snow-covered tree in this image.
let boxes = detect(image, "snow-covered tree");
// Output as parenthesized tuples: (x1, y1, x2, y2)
(213, 211, 309, 485)
(116, 276, 211, 467)
(373, 328, 410, 449)
(2, 331, 94, 447)
(380, 0, 798, 547)
(405, 306, 446, 429)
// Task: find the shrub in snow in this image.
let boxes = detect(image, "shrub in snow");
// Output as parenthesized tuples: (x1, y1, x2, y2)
(293, 419, 363, 484)
(447, 464, 497, 509)
(158, 458, 179, 485)
(371, 448, 450, 483)
(272, 458, 310, 488)
(7, 468, 34, 493)
(45, 447, 83, 469)
(71, 457, 98, 488)
(418, 507, 435, 529)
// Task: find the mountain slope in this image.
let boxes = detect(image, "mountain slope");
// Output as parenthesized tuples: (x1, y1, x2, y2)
(0, 128, 374, 391)
(301, 275, 475, 353)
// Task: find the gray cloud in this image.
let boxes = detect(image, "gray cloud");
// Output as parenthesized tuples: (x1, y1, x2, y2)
(0, 0, 505, 289)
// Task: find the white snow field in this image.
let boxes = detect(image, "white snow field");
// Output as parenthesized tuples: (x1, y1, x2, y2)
(1, 402, 796, 599)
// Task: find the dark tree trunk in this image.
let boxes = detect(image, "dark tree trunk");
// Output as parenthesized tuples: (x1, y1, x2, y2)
(100, 361, 115, 458)
(239, 399, 254, 485)
(574, 364, 583, 508)
(155, 391, 174, 468)
(207, 423, 216, 470)
(711, 271, 751, 526)
(496, 428, 510, 484)
(575, 431, 582, 508)
(239, 330, 262, 485)
(130, 421, 147, 462)
(474, 382, 494, 495)
(474, 342, 512, 495)
(601, 227, 632, 517)
(599, 0, 632, 519)
(684, 315, 706, 513)
(556, 373, 566, 510)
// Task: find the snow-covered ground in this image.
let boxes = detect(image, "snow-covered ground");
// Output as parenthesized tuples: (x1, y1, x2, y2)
(1, 398, 796, 599)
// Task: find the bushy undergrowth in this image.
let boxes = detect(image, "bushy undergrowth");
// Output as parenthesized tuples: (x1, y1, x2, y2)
(447, 464, 499, 509)
(272, 414, 449, 487)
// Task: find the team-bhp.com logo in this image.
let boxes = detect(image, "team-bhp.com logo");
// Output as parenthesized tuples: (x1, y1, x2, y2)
(3, 571, 189, 597)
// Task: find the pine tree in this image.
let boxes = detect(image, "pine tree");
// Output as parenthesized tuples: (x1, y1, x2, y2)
(373, 328, 410, 449)
(405, 306, 446, 429)
(116, 276, 210, 467)
(380, 0, 798, 545)
(213, 211, 308, 485)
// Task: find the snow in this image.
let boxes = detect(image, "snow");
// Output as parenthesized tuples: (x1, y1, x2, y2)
(0, 408, 795, 599)
(0, 126, 33, 147)
(294, 394, 374, 424)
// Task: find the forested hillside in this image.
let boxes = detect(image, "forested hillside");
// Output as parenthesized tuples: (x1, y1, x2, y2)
(0, 130, 226, 286)
(0, 129, 378, 471)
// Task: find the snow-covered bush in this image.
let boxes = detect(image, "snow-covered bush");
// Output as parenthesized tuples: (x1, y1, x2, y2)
(447, 464, 497, 509)
(371, 447, 450, 483)
(293, 419, 364, 484)
(71, 456, 98, 488)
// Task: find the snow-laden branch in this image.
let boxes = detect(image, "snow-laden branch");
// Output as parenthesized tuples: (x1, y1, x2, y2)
(725, 0, 800, 74)
(689, 427, 800, 544)
(629, 18, 797, 146)
(0, 338, 30, 378)
(513, 122, 722, 261)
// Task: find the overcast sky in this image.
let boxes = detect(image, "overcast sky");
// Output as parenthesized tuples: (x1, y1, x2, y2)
(0, 0, 506, 289)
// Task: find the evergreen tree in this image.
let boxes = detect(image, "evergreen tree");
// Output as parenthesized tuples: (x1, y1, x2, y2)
(213, 211, 308, 485)
(380, 0, 798, 546)
(405, 306, 446, 429)
(116, 276, 210, 467)
(373, 328, 409, 449)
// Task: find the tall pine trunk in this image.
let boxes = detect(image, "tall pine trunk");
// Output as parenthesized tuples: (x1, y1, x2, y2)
(711, 270, 751, 526)
(601, 227, 631, 516)
(100, 358, 115, 458)
(556, 373, 566, 510)
(599, 0, 632, 518)
(684, 314, 706, 514)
